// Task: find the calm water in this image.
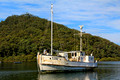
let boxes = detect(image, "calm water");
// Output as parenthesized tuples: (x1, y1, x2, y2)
(0, 61, 120, 80)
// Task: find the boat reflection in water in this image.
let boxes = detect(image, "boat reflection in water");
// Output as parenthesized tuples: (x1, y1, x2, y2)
(38, 72, 98, 80)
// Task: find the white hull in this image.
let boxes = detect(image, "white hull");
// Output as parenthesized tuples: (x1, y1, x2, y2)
(39, 64, 97, 72)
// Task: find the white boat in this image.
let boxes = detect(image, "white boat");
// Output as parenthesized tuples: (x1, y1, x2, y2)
(37, 4, 97, 73)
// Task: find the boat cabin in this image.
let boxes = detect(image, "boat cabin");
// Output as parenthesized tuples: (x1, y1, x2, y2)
(58, 51, 94, 63)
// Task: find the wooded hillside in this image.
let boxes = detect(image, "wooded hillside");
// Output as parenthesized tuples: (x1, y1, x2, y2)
(0, 13, 120, 62)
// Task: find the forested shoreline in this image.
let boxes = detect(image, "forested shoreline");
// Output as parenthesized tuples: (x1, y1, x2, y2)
(0, 13, 120, 62)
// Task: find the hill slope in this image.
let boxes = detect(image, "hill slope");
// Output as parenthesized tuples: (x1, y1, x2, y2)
(0, 13, 120, 62)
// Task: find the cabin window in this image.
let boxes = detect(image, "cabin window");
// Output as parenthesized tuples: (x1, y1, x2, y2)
(68, 53, 71, 58)
(91, 58, 93, 60)
(81, 53, 83, 56)
(72, 53, 74, 56)
(50, 58, 51, 60)
(75, 53, 76, 56)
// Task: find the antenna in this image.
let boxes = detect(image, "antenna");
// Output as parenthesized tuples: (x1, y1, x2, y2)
(79, 25, 83, 52)
(51, 4, 53, 55)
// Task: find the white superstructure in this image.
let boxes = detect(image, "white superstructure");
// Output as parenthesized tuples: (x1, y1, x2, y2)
(37, 51, 97, 72)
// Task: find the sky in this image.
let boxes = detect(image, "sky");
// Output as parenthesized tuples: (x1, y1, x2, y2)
(0, 0, 120, 45)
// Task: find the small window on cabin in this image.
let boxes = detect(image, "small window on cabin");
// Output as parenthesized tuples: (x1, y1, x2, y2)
(68, 53, 71, 58)
(81, 53, 83, 56)
(75, 53, 76, 56)
(91, 58, 93, 60)
(59, 59, 61, 60)
(72, 53, 74, 56)
(50, 58, 51, 60)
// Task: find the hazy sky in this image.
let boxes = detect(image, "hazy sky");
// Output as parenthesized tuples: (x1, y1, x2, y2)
(0, 0, 120, 45)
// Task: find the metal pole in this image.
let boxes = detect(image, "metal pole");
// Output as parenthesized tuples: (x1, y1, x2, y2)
(51, 4, 53, 55)
(79, 25, 83, 52)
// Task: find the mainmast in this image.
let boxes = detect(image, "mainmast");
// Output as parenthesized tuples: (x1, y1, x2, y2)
(51, 4, 53, 55)
(79, 25, 83, 52)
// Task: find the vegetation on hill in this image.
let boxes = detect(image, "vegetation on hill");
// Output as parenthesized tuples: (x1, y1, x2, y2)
(0, 13, 120, 62)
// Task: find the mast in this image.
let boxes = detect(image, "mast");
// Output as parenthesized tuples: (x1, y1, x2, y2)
(51, 4, 53, 55)
(79, 25, 83, 52)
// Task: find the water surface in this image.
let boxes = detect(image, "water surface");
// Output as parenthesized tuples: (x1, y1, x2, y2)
(0, 61, 120, 80)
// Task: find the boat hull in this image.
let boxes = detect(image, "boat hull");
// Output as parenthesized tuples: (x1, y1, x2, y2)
(38, 64, 97, 73)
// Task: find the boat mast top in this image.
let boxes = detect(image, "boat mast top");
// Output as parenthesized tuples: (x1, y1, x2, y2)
(51, 4, 53, 55)
(79, 25, 83, 52)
